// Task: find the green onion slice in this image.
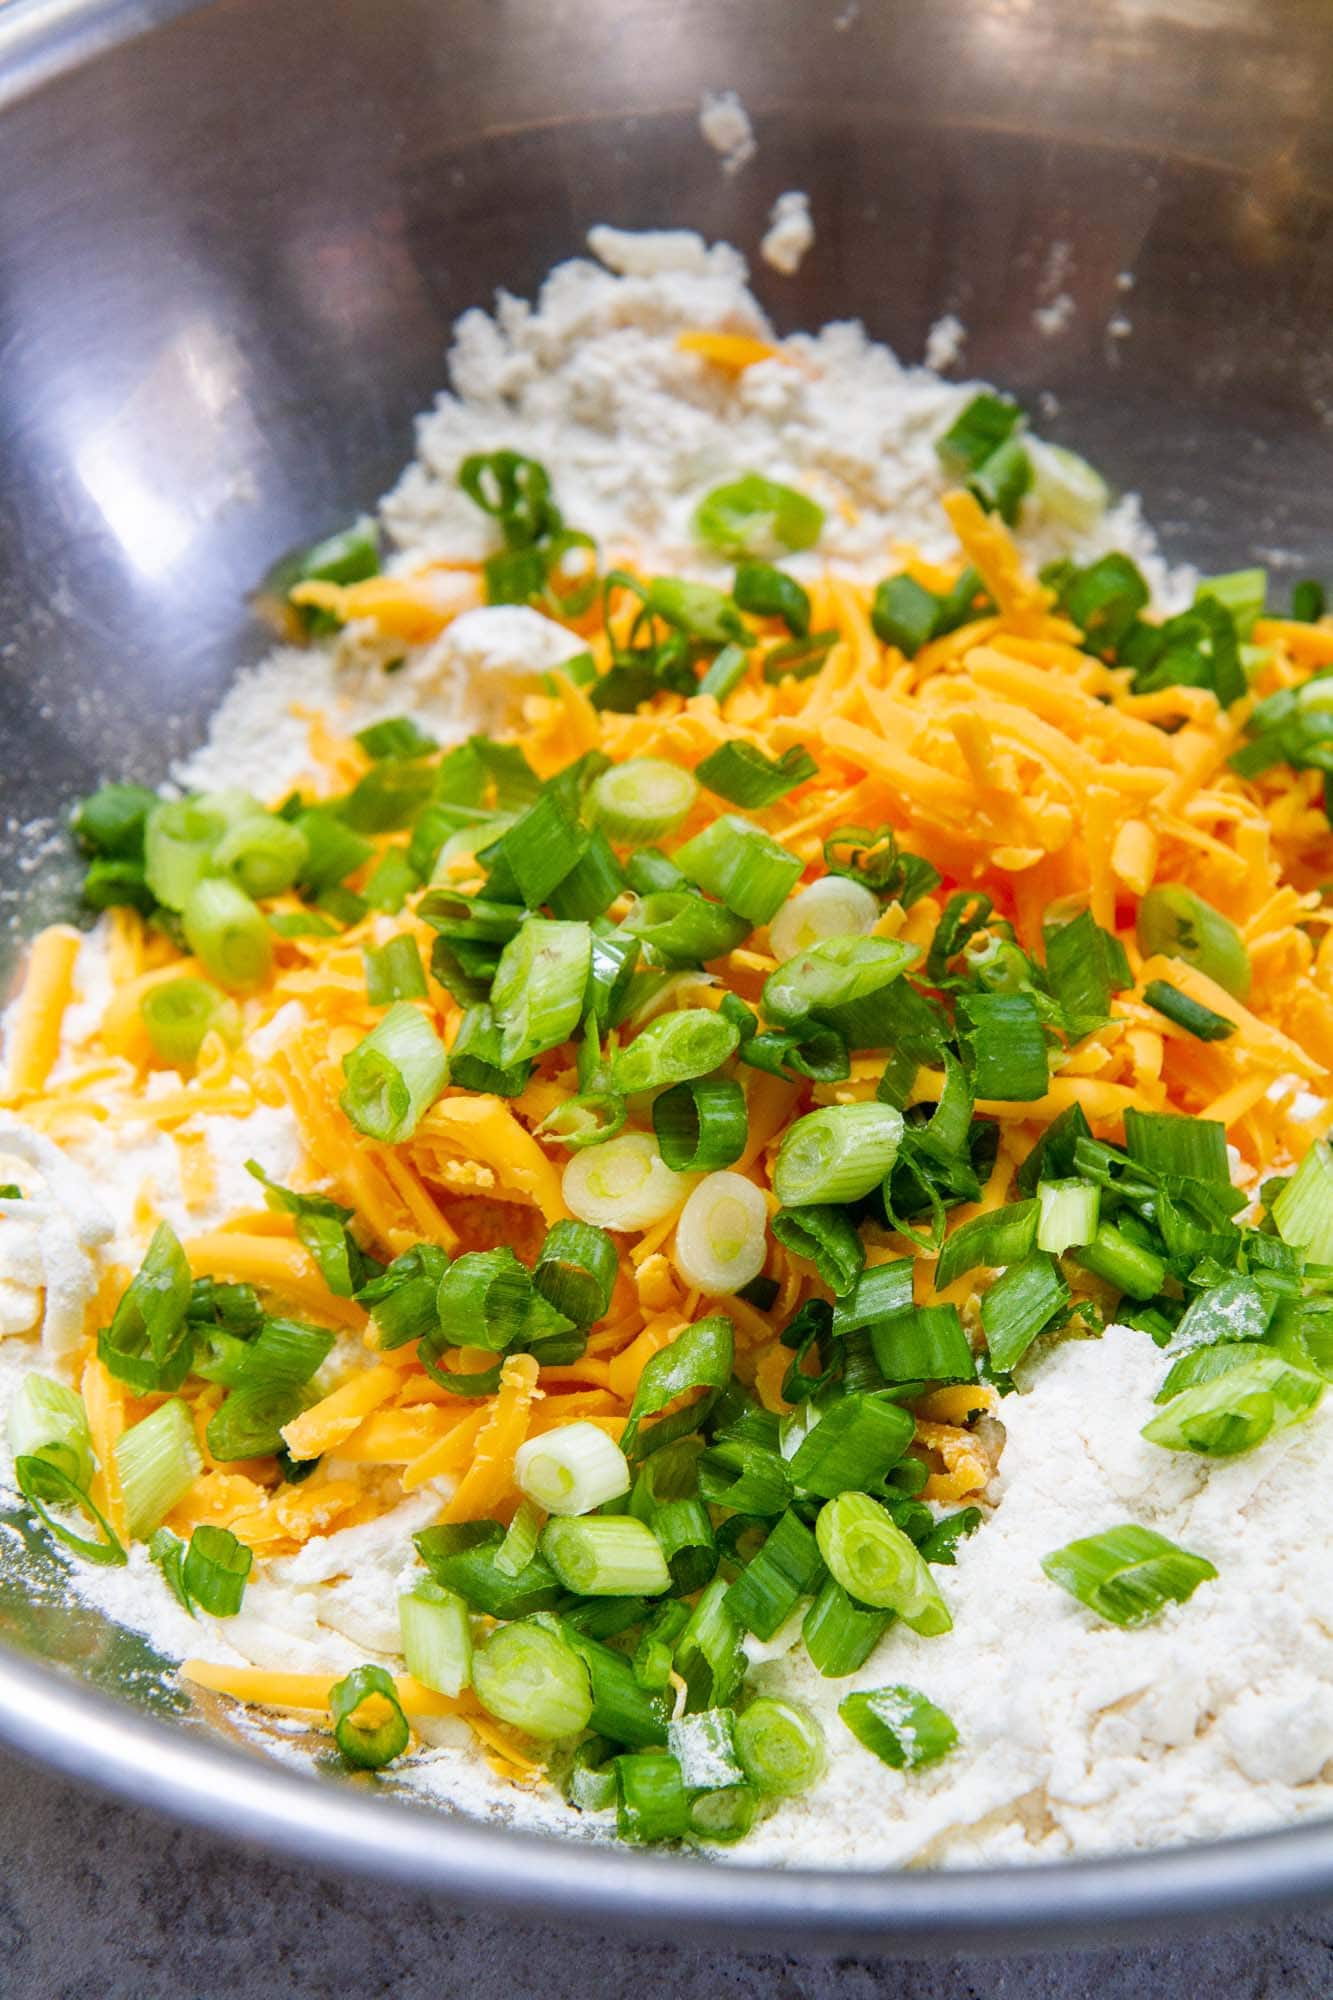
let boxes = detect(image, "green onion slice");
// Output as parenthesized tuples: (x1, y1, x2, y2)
(611, 1008, 740, 1096)
(514, 1421, 630, 1516)
(339, 1002, 448, 1143)
(1035, 1179, 1100, 1255)
(213, 812, 309, 899)
(787, 1394, 915, 1499)
(472, 1618, 593, 1740)
(73, 781, 158, 860)
(672, 1171, 768, 1296)
(692, 474, 824, 559)
(589, 757, 698, 841)
(615, 1751, 689, 1843)
(621, 891, 750, 965)
(181, 878, 273, 990)
(955, 991, 1049, 1101)
(722, 1508, 821, 1640)
(870, 1304, 976, 1386)
(802, 1576, 890, 1678)
(182, 1524, 252, 1616)
(140, 977, 239, 1069)
(935, 1199, 1038, 1290)
(14, 1454, 128, 1567)
(206, 1383, 304, 1460)
(668, 1706, 746, 1792)
(672, 815, 803, 926)
(398, 1581, 473, 1697)
(936, 391, 1023, 475)
(732, 560, 812, 636)
(815, 1491, 952, 1633)
(533, 1219, 618, 1324)
(652, 1076, 748, 1173)
(98, 1222, 195, 1395)
(363, 934, 428, 1006)
(1041, 1523, 1218, 1626)
(773, 1101, 904, 1207)
(8, 1375, 94, 1490)
(1141, 1354, 1323, 1458)
(1028, 440, 1109, 533)
(562, 1132, 696, 1232)
(329, 1663, 410, 1770)
(620, 1313, 734, 1457)
(115, 1399, 203, 1540)
(1142, 979, 1236, 1042)
(541, 1515, 670, 1597)
(980, 1252, 1070, 1373)
(769, 877, 879, 964)
(142, 796, 227, 911)
(771, 1204, 864, 1298)
(490, 918, 592, 1066)
(838, 1685, 958, 1770)
(1135, 884, 1252, 999)
(734, 1697, 826, 1797)
(695, 741, 817, 810)
(1272, 1142, 1333, 1263)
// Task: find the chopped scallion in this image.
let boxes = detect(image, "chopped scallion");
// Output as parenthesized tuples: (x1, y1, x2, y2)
(695, 741, 817, 809)
(838, 1685, 958, 1769)
(773, 1101, 904, 1207)
(769, 875, 880, 963)
(615, 1751, 689, 1843)
(671, 1171, 768, 1296)
(329, 1664, 410, 1770)
(181, 878, 273, 990)
(541, 1515, 671, 1597)
(115, 1399, 203, 1540)
(652, 1076, 748, 1173)
(734, 1696, 826, 1797)
(815, 1492, 952, 1633)
(673, 815, 803, 925)
(1135, 885, 1252, 999)
(611, 1008, 740, 1096)
(490, 917, 592, 1065)
(1142, 979, 1236, 1042)
(398, 1580, 473, 1695)
(182, 1524, 252, 1616)
(515, 1422, 630, 1516)
(339, 1001, 448, 1143)
(1041, 1523, 1217, 1625)
(692, 473, 824, 559)
(141, 976, 239, 1068)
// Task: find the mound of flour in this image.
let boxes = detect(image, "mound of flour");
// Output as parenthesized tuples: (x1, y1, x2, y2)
(381, 227, 1185, 599)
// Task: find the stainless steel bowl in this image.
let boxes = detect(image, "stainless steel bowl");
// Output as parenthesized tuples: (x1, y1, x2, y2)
(1, 0, 1331, 1949)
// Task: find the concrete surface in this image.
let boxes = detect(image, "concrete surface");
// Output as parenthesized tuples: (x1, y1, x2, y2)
(0, 1745, 1329, 1999)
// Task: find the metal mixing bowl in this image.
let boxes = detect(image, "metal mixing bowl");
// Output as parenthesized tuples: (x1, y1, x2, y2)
(1, 0, 1331, 1951)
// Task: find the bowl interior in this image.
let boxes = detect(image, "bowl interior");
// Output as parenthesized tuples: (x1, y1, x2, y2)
(1, 0, 1332, 1944)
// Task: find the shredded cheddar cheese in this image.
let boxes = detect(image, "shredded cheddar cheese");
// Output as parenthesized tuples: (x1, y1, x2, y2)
(10, 470, 1333, 1805)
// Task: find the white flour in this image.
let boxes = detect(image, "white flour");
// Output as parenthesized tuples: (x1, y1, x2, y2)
(697, 90, 756, 175)
(732, 1331, 1333, 1868)
(760, 192, 815, 276)
(923, 314, 966, 373)
(383, 227, 1188, 605)
(5, 225, 1315, 1868)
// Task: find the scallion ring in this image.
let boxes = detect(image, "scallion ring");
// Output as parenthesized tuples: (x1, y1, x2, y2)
(329, 1664, 410, 1770)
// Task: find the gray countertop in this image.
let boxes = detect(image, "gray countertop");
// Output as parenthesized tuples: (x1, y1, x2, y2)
(1, 1747, 1330, 1999)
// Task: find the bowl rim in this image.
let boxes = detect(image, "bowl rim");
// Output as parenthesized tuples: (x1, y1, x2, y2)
(0, 1644, 1329, 1952)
